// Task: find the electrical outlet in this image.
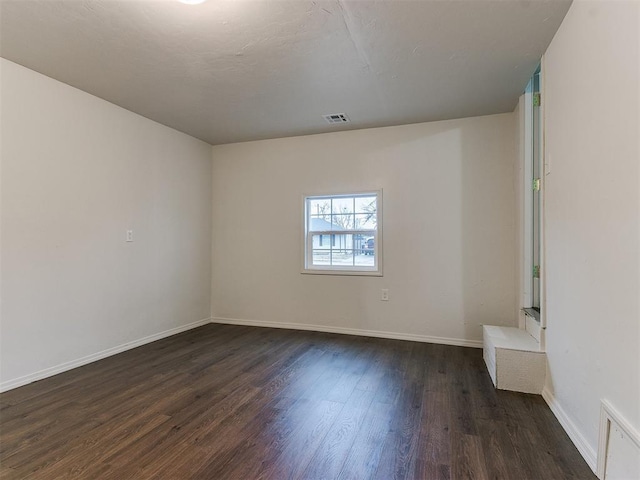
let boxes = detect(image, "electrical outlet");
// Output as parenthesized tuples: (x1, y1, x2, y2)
(381, 289, 389, 301)
(126, 230, 133, 242)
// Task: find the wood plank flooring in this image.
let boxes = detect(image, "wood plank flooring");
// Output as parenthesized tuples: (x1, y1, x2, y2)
(0, 324, 596, 479)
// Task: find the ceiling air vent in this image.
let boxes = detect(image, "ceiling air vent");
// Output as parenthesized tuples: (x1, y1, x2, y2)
(322, 113, 350, 124)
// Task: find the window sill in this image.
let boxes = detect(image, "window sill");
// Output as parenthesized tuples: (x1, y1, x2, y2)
(301, 269, 383, 277)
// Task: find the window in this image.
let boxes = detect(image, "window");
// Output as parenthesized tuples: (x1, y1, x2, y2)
(303, 191, 382, 275)
(522, 64, 543, 322)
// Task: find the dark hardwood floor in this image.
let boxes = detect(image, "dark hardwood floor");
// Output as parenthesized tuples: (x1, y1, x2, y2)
(1, 324, 595, 479)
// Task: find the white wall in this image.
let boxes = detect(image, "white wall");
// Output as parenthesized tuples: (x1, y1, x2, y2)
(0, 59, 213, 390)
(542, 0, 640, 469)
(211, 113, 517, 345)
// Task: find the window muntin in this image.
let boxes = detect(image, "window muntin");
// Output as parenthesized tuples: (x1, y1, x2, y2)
(304, 192, 381, 275)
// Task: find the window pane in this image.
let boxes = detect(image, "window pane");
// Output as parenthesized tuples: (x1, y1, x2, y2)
(332, 197, 354, 215)
(309, 216, 334, 232)
(355, 196, 376, 214)
(312, 250, 331, 265)
(354, 213, 376, 230)
(357, 235, 375, 256)
(331, 249, 355, 266)
(311, 234, 331, 250)
(308, 198, 331, 218)
(330, 213, 355, 230)
(355, 251, 375, 267)
(329, 233, 351, 251)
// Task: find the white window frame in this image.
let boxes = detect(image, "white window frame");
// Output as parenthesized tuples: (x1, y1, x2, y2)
(522, 65, 545, 326)
(302, 190, 383, 276)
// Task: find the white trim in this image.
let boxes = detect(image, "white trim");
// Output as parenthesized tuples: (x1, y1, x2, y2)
(542, 387, 598, 473)
(523, 78, 534, 311)
(516, 94, 527, 330)
(597, 400, 640, 479)
(538, 55, 547, 333)
(0, 317, 211, 393)
(300, 269, 383, 277)
(211, 317, 482, 348)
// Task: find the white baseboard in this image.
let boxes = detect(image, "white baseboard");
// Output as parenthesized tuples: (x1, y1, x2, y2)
(0, 318, 211, 393)
(542, 387, 598, 473)
(210, 317, 483, 348)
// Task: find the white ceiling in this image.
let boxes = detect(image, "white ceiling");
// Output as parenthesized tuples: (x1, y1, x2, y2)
(0, 0, 571, 145)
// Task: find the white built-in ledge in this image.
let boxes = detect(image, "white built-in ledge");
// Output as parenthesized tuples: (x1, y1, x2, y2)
(483, 325, 546, 394)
